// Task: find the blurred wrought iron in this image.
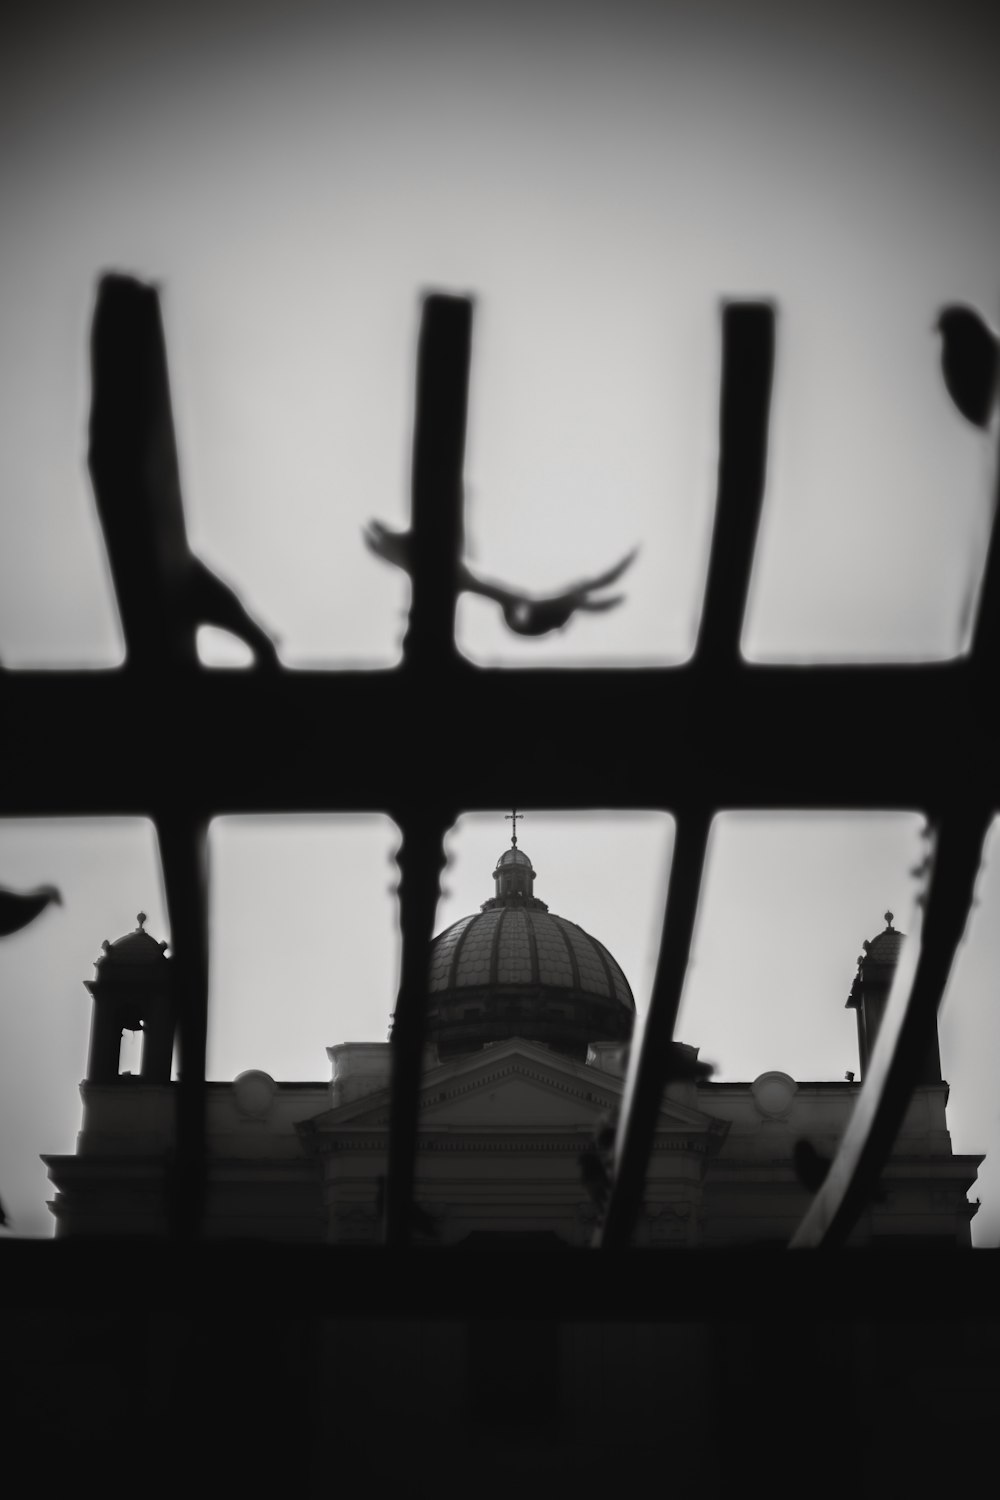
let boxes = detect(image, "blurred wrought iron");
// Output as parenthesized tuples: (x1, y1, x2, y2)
(1, 276, 997, 1264)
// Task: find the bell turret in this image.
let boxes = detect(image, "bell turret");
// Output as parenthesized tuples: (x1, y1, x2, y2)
(845, 911, 942, 1084)
(83, 912, 173, 1083)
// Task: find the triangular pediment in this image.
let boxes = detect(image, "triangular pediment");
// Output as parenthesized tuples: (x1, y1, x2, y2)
(302, 1036, 722, 1137)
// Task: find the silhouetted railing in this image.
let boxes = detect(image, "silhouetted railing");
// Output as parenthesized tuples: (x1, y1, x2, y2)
(1, 276, 997, 1262)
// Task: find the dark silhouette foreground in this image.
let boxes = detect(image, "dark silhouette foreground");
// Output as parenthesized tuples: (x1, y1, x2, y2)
(89, 273, 280, 669)
(937, 303, 999, 428)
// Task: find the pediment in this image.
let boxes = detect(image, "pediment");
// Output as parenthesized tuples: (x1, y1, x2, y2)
(302, 1037, 721, 1137)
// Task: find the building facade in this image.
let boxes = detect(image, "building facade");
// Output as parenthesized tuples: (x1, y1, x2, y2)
(44, 840, 982, 1247)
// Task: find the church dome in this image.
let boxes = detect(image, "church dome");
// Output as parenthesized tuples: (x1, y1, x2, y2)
(425, 839, 635, 1061)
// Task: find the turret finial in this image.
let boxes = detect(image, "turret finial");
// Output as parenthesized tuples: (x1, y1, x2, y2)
(505, 808, 522, 848)
(884, 910, 894, 930)
(137, 911, 147, 930)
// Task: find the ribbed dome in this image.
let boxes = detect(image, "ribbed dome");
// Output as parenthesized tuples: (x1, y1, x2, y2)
(424, 842, 635, 1061)
(430, 907, 632, 1004)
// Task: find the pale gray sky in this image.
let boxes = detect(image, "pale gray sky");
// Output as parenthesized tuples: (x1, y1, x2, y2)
(2, 0, 999, 1240)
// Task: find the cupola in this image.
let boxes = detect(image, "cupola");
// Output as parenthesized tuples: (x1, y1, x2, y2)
(423, 820, 635, 1061)
(83, 912, 173, 1083)
(845, 911, 942, 1084)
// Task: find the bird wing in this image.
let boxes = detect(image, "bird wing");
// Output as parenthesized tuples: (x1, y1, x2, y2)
(0, 884, 62, 939)
(569, 546, 639, 595)
(363, 520, 412, 572)
(574, 593, 625, 614)
(363, 523, 638, 638)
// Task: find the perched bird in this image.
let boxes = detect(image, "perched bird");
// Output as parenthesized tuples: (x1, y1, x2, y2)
(936, 304, 999, 429)
(363, 519, 637, 638)
(0, 882, 62, 938)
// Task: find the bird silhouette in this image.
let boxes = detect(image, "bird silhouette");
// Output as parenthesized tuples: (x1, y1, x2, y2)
(936, 304, 999, 428)
(0, 882, 62, 938)
(363, 519, 637, 638)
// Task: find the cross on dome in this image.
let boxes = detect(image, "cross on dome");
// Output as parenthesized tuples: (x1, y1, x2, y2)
(505, 808, 523, 847)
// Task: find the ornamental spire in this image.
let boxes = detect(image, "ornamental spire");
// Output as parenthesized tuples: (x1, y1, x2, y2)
(505, 808, 522, 848)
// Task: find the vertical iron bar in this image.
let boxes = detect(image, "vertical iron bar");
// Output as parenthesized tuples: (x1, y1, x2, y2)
(969, 412, 1000, 669)
(385, 293, 470, 1245)
(600, 303, 775, 1248)
(791, 321, 1000, 1247)
(402, 293, 472, 671)
(385, 812, 449, 1248)
(88, 274, 198, 670)
(695, 302, 775, 665)
(156, 811, 210, 1241)
(599, 811, 712, 1248)
(791, 808, 991, 1247)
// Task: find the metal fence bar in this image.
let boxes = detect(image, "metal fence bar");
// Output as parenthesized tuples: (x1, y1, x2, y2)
(600, 811, 712, 1248)
(383, 295, 469, 1244)
(791, 808, 991, 1247)
(156, 812, 211, 1241)
(791, 349, 1000, 1248)
(696, 303, 775, 665)
(385, 811, 451, 1247)
(401, 293, 470, 672)
(2, 276, 998, 1263)
(601, 304, 775, 1247)
(0, 665, 990, 815)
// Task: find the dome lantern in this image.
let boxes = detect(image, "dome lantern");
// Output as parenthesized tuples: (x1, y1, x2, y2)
(492, 844, 537, 903)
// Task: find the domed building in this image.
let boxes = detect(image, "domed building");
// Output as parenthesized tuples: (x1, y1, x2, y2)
(427, 842, 633, 1060)
(44, 849, 981, 1249)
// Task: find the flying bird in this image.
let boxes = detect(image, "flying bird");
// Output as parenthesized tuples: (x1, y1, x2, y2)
(936, 304, 999, 428)
(0, 883, 62, 938)
(363, 518, 637, 638)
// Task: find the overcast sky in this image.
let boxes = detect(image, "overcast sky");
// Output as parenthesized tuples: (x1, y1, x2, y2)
(1, 0, 999, 1242)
